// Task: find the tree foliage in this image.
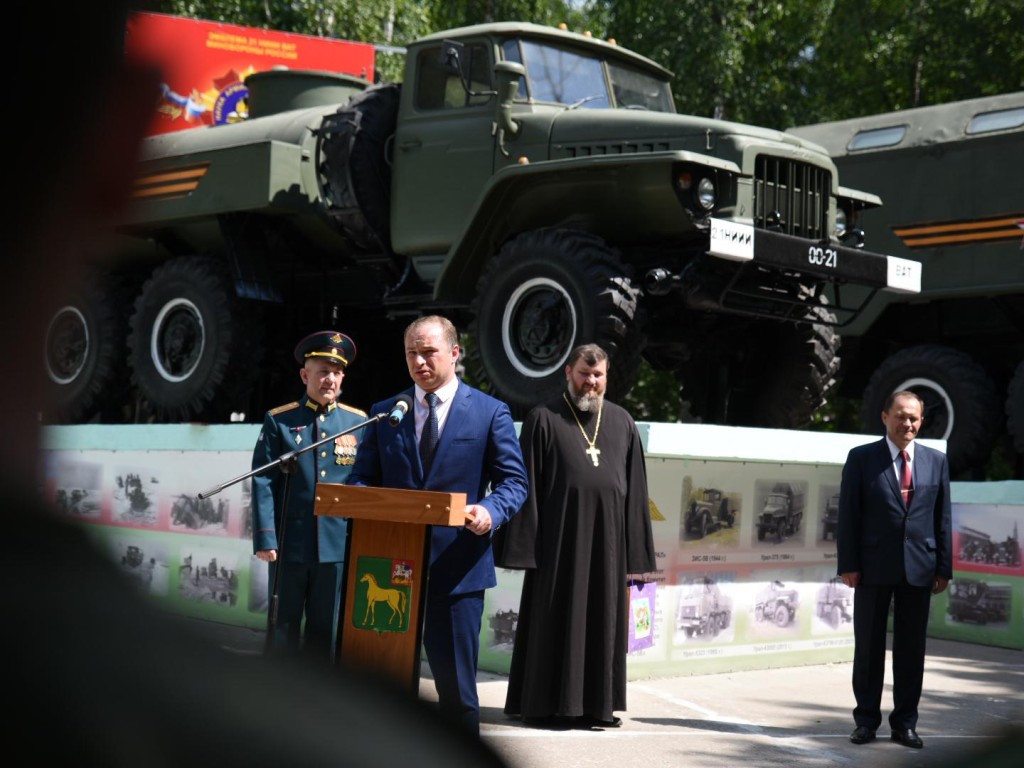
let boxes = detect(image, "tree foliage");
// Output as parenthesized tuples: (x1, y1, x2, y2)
(150, 0, 1023, 123)
(586, 0, 1023, 127)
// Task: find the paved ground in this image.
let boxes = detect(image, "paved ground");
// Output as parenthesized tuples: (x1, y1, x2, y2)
(207, 621, 1021, 768)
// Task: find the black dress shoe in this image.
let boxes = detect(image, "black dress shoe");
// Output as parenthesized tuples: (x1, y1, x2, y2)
(891, 728, 924, 749)
(577, 715, 623, 729)
(849, 725, 876, 744)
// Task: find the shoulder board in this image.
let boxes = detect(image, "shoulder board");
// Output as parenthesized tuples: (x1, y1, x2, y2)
(337, 402, 368, 417)
(269, 401, 300, 416)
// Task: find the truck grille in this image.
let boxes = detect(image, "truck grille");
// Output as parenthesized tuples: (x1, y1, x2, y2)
(753, 156, 830, 240)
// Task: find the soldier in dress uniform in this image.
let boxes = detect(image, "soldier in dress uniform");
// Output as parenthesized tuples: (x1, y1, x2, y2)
(251, 330, 367, 662)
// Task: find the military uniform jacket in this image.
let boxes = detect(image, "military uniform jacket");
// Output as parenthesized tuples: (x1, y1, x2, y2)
(251, 395, 366, 563)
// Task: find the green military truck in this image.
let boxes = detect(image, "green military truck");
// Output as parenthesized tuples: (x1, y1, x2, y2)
(44, 21, 918, 424)
(788, 93, 1024, 475)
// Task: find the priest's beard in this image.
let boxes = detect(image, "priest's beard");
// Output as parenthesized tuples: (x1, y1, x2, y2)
(567, 382, 604, 413)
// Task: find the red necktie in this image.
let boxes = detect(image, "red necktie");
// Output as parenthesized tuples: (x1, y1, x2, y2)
(900, 450, 914, 507)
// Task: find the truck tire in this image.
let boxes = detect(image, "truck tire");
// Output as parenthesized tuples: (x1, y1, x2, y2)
(753, 303, 839, 428)
(467, 229, 642, 418)
(859, 345, 1000, 476)
(1006, 360, 1024, 453)
(317, 83, 401, 254)
(681, 299, 839, 429)
(774, 604, 790, 627)
(128, 256, 253, 421)
(43, 271, 129, 422)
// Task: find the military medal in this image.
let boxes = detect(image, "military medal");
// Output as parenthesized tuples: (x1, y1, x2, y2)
(563, 392, 603, 466)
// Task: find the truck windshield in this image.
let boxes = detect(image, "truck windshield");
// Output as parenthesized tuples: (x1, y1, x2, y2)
(503, 38, 673, 112)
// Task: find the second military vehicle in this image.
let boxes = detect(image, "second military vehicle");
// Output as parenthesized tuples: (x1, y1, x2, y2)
(45, 20, 917, 424)
(789, 93, 1024, 475)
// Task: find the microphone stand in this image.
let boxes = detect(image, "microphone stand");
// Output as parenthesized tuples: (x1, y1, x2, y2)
(197, 409, 394, 655)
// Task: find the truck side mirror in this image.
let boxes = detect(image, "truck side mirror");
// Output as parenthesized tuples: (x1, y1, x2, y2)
(440, 40, 465, 73)
(494, 60, 526, 142)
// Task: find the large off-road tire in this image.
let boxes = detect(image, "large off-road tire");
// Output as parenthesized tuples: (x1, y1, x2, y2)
(1006, 360, 1024, 453)
(859, 345, 1000, 476)
(466, 229, 643, 418)
(679, 299, 840, 429)
(317, 83, 401, 253)
(43, 271, 129, 423)
(774, 604, 790, 627)
(128, 256, 254, 421)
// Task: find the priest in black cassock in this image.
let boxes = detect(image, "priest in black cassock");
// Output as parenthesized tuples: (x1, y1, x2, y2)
(495, 343, 656, 729)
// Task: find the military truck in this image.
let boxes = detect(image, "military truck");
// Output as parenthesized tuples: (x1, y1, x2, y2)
(947, 579, 1011, 625)
(756, 482, 805, 542)
(788, 93, 1024, 475)
(754, 580, 799, 627)
(676, 579, 731, 638)
(820, 492, 840, 541)
(683, 488, 735, 539)
(815, 577, 853, 628)
(43, 20, 918, 424)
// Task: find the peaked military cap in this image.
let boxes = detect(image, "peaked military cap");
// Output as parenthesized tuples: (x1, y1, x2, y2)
(294, 330, 357, 367)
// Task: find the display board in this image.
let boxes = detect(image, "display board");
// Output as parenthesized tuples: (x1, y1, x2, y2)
(42, 423, 1024, 679)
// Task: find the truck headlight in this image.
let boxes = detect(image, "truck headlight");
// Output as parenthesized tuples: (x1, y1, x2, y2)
(676, 170, 717, 213)
(835, 207, 848, 239)
(696, 177, 716, 210)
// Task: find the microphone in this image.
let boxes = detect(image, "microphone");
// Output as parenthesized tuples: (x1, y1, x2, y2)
(387, 394, 413, 426)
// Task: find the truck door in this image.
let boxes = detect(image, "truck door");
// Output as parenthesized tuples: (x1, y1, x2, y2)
(390, 40, 497, 257)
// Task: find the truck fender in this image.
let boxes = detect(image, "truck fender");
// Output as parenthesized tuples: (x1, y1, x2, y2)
(434, 151, 741, 305)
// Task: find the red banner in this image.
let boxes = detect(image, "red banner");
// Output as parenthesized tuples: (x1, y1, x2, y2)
(126, 12, 375, 136)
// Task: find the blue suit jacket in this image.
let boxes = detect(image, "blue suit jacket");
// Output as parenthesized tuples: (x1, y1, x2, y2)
(836, 438, 952, 587)
(347, 382, 528, 596)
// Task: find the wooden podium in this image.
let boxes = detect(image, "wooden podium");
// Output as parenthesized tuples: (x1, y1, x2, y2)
(315, 484, 467, 691)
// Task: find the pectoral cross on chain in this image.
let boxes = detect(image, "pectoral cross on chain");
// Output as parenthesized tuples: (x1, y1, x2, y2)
(586, 445, 601, 466)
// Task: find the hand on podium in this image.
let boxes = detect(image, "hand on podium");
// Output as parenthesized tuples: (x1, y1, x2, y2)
(464, 504, 492, 536)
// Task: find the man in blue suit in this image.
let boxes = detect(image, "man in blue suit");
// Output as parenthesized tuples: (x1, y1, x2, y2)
(837, 390, 952, 750)
(252, 331, 367, 662)
(348, 315, 528, 736)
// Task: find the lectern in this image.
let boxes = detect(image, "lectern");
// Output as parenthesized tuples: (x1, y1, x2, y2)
(314, 484, 467, 691)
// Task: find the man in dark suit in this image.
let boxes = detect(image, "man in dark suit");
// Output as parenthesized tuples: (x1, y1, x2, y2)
(347, 315, 529, 736)
(837, 390, 952, 750)
(251, 330, 367, 662)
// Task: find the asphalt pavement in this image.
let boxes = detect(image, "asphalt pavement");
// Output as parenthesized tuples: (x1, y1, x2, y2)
(204, 620, 1021, 768)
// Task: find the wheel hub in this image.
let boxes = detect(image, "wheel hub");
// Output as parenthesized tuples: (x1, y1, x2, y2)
(503, 278, 576, 376)
(152, 299, 205, 382)
(45, 306, 88, 384)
